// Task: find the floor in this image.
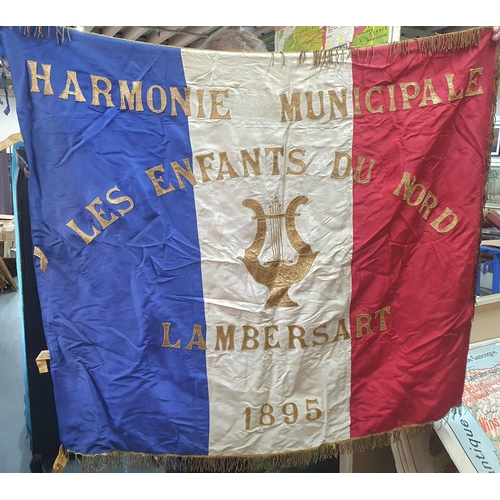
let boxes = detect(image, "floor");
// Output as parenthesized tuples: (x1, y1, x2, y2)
(0, 280, 32, 473)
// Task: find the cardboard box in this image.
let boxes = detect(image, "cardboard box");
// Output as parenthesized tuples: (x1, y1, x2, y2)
(3, 226, 14, 241)
(0, 218, 15, 257)
(0, 217, 15, 255)
(2, 240, 14, 258)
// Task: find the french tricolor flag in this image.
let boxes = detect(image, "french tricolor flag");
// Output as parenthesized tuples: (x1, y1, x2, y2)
(1, 26, 496, 466)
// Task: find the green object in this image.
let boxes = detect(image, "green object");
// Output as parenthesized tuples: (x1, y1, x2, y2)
(282, 26, 324, 52)
(351, 26, 390, 48)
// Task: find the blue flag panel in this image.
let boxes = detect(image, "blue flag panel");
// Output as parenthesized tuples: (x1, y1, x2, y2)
(1, 27, 210, 456)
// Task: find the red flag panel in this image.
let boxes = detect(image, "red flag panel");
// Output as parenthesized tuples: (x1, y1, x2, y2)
(350, 30, 498, 437)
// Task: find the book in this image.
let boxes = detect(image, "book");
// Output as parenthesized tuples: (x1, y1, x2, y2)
(433, 339, 500, 473)
(391, 338, 500, 473)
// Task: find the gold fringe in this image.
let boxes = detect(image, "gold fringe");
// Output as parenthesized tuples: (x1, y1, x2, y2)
(10, 26, 489, 64)
(298, 27, 487, 65)
(269, 52, 287, 70)
(15, 26, 71, 43)
(311, 47, 350, 68)
(416, 28, 482, 54)
(61, 420, 438, 473)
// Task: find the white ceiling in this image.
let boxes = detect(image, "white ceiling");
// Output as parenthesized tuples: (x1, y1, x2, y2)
(80, 26, 277, 49)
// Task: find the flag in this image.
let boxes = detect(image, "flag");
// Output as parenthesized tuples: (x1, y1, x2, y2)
(0, 26, 497, 471)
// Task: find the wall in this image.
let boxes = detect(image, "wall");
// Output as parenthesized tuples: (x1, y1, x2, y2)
(0, 95, 20, 143)
(351, 445, 397, 473)
(470, 297, 500, 344)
